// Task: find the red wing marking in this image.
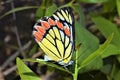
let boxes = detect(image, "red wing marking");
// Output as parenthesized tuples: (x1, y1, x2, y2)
(41, 21, 50, 29)
(48, 18, 55, 25)
(64, 26, 70, 36)
(33, 31, 42, 41)
(56, 20, 64, 29)
(35, 26, 46, 35)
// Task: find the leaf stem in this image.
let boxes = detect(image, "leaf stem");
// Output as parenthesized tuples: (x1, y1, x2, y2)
(73, 50, 78, 80)
(59, 0, 75, 8)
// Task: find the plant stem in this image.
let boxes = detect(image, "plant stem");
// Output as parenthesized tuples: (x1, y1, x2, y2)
(59, 0, 74, 8)
(73, 50, 78, 80)
(71, 0, 75, 4)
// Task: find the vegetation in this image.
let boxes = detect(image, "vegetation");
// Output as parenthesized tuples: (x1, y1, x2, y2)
(1, 0, 120, 80)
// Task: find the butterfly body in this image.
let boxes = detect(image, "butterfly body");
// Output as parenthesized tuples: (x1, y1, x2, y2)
(33, 7, 74, 66)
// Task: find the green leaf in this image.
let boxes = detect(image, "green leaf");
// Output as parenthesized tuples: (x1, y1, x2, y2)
(35, 6, 45, 20)
(101, 44, 120, 58)
(44, 0, 53, 7)
(45, 4, 57, 16)
(111, 64, 120, 80)
(78, 0, 108, 3)
(100, 64, 112, 75)
(79, 33, 113, 71)
(103, 0, 116, 13)
(75, 21, 99, 63)
(74, 21, 100, 73)
(0, 6, 38, 19)
(16, 57, 40, 80)
(29, 43, 39, 56)
(114, 70, 120, 80)
(117, 55, 120, 63)
(91, 16, 120, 47)
(35, 0, 54, 20)
(73, 4, 86, 27)
(79, 57, 103, 73)
(116, 0, 120, 17)
(23, 58, 72, 74)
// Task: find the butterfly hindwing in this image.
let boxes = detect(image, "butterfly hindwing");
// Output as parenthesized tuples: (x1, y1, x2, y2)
(33, 7, 74, 66)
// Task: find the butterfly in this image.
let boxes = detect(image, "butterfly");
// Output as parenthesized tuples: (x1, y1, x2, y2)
(33, 7, 75, 66)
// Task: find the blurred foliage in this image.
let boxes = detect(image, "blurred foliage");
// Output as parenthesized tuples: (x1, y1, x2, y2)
(16, 58, 40, 80)
(5, 0, 119, 80)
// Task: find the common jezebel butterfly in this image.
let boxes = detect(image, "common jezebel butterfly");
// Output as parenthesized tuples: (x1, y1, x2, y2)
(33, 7, 75, 66)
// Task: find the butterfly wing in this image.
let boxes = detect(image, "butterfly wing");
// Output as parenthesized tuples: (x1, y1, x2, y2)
(52, 7, 75, 65)
(52, 7, 75, 45)
(33, 7, 74, 65)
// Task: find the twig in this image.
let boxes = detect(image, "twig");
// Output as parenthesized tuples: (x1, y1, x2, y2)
(13, 27, 26, 58)
(3, 65, 17, 76)
(32, 51, 43, 58)
(11, 0, 26, 58)
(0, 67, 5, 80)
(1, 0, 13, 5)
(11, 1, 16, 20)
(1, 41, 32, 70)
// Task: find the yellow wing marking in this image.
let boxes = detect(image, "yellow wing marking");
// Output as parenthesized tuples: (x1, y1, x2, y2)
(57, 12, 64, 20)
(65, 36, 69, 47)
(53, 14, 59, 20)
(49, 29, 55, 38)
(65, 9, 72, 24)
(56, 39, 64, 58)
(46, 34, 55, 45)
(65, 43, 72, 59)
(63, 53, 72, 64)
(69, 14, 72, 24)
(61, 10, 69, 23)
(65, 10, 68, 16)
(39, 42, 59, 61)
(60, 31, 64, 42)
(53, 27, 61, 40)
(41, 38, 60, 58)
(62, 42, 72, 64)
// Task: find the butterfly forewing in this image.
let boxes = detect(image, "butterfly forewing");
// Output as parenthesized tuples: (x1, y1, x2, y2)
(33, 7, 74, 66)
(53, 7, 75, 48)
